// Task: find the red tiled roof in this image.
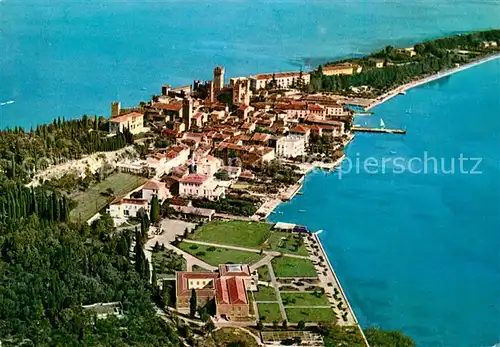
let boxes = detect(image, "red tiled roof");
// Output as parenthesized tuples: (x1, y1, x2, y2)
(110, 112, 143, 123)
(152, 102, 182, 111)
(179, 174, 208, 184)
(251, 71, 307, 80)
(251, 133, 270, 142)
(176, 272, 219, 298)
(143, 180, 165, 191)
(215, 277, 248, 305)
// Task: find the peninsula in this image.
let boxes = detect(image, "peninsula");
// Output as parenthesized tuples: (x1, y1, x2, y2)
(1, 29, 499, 346)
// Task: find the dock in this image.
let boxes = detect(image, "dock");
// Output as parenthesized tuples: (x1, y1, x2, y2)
(352, 127, 406, 134)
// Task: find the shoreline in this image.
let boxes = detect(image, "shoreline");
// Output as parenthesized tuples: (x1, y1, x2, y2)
(365, 52, 500, 111)
(313, 232, 370, 346)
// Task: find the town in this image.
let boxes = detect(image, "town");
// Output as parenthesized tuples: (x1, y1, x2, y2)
(96, 66, 367, 346)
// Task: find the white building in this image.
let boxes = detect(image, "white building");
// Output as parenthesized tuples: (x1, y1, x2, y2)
(276, 135, 306, 158)
(142, 180, 170, 201)
(116, 146, 190, 178)
(249, 71, 310, 90)
(108, 197, 149, 225)
(179, 174, 225, 200)
(196, 155, 222, 177)
(109, 112, 145, 135)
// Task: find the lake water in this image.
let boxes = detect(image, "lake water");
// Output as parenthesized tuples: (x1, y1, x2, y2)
(270, 59, 500, 346)
(1, 1, 500, 345)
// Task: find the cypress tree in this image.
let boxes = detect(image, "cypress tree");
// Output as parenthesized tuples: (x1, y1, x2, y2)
(149, 196, 160, 224)
(189, 289, 197, 317)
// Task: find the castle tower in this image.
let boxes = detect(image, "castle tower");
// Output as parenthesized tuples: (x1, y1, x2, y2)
(111, 101, 121, 117)
(182, 97, 193, 131)
(232, 78, 252, 106)
(206, 80, 215, 103)
(213, 66, 225, 92)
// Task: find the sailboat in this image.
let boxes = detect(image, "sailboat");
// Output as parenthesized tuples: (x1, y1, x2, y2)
(380, 118, 386, 128)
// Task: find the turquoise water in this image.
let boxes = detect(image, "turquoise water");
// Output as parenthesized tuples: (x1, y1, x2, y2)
(270, 59, 500, 346)
(1, 0, 500, 128)
(2, 1, 500, 345)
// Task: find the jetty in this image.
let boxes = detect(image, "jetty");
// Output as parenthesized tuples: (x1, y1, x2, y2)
(352, 127, 406, 134)
(353, 111, 374, 116)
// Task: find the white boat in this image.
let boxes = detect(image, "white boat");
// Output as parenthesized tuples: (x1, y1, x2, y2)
(399, 90, 406, 95)
(0, 100, 15, 106)
(380, 118, 386, 128)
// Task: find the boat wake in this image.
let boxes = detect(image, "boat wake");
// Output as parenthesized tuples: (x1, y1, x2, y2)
(0, 100, 15, 106)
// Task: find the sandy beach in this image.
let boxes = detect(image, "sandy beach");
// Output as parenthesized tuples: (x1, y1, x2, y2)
(365, 52, 500, 111)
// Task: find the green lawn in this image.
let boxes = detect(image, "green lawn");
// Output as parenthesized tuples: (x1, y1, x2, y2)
(257, 265, 271, 282)
(178, 242, 264, 266)
(189, 220, 272, 248)
(281, 292, 330, 307)
(254, 285, 277, 302)
(265, 232, 309, 256)
(271, 257, 317, 278)
(285, 307, 337, 323)
(257, 303, 283, 323)
(151, 248, 186, 276)
(69, 173, 146, 222)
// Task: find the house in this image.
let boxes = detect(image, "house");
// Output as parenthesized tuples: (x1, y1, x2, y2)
(196, 155, 222, 177)
(372, 59, 385, 68)
(82, 302, 124, 320)
(179, 174, 225, 200)
(170, 205, 215, 221)
(176, 265, 253, 320)
(251, 132, 271, 146)
(249, 71, 310, 90)
(321, 63, 362, 76)
(142, 180, 170, 201)
(221, 166, 242, 179)
(219, 264, 257, 291)
(176, 272, 219, 314)
(109, 112, 144, 135)
(289, 125, 311, 145)
(108, 197, 148, 224)
(276, 135, 306, 158)
(215, 277, 249, 320)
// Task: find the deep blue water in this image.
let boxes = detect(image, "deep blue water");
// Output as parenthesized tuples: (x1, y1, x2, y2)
(1, 1, 500, 345)
(270, 59, 500, 346)
(1, 0, 500, 128)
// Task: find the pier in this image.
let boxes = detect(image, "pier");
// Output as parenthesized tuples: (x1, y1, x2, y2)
(352, 127, 406, 134)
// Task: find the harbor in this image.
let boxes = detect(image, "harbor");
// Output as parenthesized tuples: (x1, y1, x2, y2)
(352, 127, 406, 134)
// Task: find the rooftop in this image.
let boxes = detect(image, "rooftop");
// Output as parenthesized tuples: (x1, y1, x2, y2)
(179, 174, 209, 184)
(110, 112, 143, 123)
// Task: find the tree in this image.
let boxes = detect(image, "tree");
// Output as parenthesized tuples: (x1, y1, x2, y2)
(297, 320, 306, 330)
(364, 328, 415, 347)
(204, 320, 215, 335)
(150, 195, 160, 224)
(256, 321, 264, 330)
(189, 289, 197, 317)
(282, 320, 288, 329)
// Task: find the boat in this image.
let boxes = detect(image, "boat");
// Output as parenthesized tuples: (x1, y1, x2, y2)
(390, 150, 397, 154)
(353, 124, 361, 128)
(399, 90, 406, 95)
(0, 100, 14, 106)
(297, 191, 304, 195)
(380, 118, 386, 128)
(298, 209, 307, 213)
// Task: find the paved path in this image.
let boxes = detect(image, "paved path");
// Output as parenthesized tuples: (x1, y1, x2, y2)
(267, 262, 287, 323)
(183, 239, 310, 260)
(250, 254, 274, 271)
(284, 305, 332, 309)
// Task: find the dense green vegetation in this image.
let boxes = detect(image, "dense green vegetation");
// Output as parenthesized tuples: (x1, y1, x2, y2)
(0, 116, 133, 184)
(0, 184, 69, 222)
(191, 197, 258, 216)
(310, 29, 500, 96)
(0, 215, 180, 346)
